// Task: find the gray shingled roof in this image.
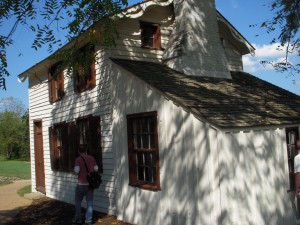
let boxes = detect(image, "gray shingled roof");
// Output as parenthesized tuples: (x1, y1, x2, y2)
(111, 58, 300, 129)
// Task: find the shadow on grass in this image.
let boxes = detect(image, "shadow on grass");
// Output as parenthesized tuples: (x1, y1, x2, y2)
(5, 197, 133, 225)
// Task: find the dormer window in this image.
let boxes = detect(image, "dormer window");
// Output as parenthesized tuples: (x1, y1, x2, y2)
(74, 44, 96, 93)
(48, 61, 65, 103)
(140, 21, 161, 50)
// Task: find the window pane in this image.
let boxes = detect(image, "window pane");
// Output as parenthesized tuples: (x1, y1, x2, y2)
(133, 135, 137, 149)
(141, 118, 148, 133)
(57, 127, 62, 147)
(142, 25, 156, 47)
(137, 152, 144, 166)
(145, 153, 152, 167)
(149, 117, 155, 133)
(133, 120, 138, 134)
(150, 134, 155, 149)
(142, 134, 149, 149)
(145, 166, 152, 182)
(138, 166, 144, 181)
(152, 166, 156, 182)
(144, 153, 152, 182)
(137, 119, 141, 134)
(137, 152, 144, 181)
(136, 134, 141, 149)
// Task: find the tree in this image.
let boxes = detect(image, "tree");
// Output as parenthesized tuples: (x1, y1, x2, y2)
(0, 0, 128, 90)
(0, 111, 25, 159)
(259, 0, 300, 75)
(0, 97, 29, 160)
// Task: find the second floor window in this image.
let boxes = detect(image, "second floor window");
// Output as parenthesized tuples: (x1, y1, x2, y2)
(140, 21, 161, 50)
(74, 44, 96, 93)
(49, 62, 65, 103)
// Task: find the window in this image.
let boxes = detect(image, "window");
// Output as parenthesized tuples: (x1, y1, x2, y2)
(140, 21, 161, 50)
(49, 61, 65, 103)
(74, 44, 96, 93)
(286, 127, 299, 191)
(127, 111, 160, 190)
(76, 116, 103, 173)
(49, 122, 75, 172)
(49, 115, 102, 173)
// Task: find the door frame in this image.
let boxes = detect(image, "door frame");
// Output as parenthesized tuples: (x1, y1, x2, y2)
(33, 119, 46, 193)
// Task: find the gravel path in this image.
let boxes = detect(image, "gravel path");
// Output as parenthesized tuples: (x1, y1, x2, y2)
(0, 180, 32, 225)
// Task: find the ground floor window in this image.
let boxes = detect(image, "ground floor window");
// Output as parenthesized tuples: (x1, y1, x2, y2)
(49, 115, 102, 173)
(127, 111, 160, 190)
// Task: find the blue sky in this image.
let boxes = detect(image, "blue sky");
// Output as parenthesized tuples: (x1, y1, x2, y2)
(1, 0, 299, 109)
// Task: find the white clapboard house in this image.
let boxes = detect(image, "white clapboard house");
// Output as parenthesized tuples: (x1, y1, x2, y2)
(18, 0, 300, 224)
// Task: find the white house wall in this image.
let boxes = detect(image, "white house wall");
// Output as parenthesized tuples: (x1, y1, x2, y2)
(221, 38, 244, 71)
(111, 64, 296, 224)
(218, 129, 295, 225)
(111, 4, 175, 62)
(28, 49, 116, 214)
(111, 65, 222, 225)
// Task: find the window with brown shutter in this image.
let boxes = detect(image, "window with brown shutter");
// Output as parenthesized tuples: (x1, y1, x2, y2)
(49, 61, 65, 103)
(74, 45, 96, 93)
(127, 111, 160, 191)
(140, 21, 161, 50)
(49, 122, 75, 172)
(49, 116, 102, 173)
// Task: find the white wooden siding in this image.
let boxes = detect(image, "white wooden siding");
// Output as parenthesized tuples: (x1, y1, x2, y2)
(112, 64, 217, 225)
(111, 64, 296, 225)
(28, 50, 116, 214)
(110, 5, 175, 62)
(222, 38, 244, 71)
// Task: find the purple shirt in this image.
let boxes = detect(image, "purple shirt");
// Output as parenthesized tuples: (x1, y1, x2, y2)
(74, 153, 98, 185)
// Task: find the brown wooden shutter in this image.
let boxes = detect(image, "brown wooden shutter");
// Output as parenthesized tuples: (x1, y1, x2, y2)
(154, 25, 161, 49)
(87, 61, 96, 90)
(89, 116, 102, 173)
(49, 126, 56, 170)
(74, 66, 81, 93)
(57, 71, 64, 99)
(48, 72, 54, 103)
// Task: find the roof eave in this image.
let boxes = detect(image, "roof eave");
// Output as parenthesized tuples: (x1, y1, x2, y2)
(217, 10, 255, 55)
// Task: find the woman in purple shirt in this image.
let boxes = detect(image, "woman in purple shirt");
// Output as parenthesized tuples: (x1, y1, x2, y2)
(73, 146, 98, 225)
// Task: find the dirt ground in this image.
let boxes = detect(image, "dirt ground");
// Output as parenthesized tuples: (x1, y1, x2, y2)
(5, 196, 133, 225)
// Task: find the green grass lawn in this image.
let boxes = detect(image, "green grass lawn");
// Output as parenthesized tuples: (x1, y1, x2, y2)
(0, 155, 31, 179)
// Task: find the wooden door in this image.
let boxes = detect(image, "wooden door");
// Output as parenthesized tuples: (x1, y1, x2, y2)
(34, 120, 46, 193)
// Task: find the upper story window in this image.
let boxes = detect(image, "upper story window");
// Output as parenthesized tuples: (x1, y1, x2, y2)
(49, 61, 65, 103)
(74, 44, 96, 93)
(140, 21, 161, 50)
(127, 111, 160, 191)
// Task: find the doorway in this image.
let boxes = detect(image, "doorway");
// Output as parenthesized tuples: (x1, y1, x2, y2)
(34, 120, 46, 193)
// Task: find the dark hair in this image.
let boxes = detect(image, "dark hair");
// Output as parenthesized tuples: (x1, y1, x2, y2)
(78, 145, 87, 153)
